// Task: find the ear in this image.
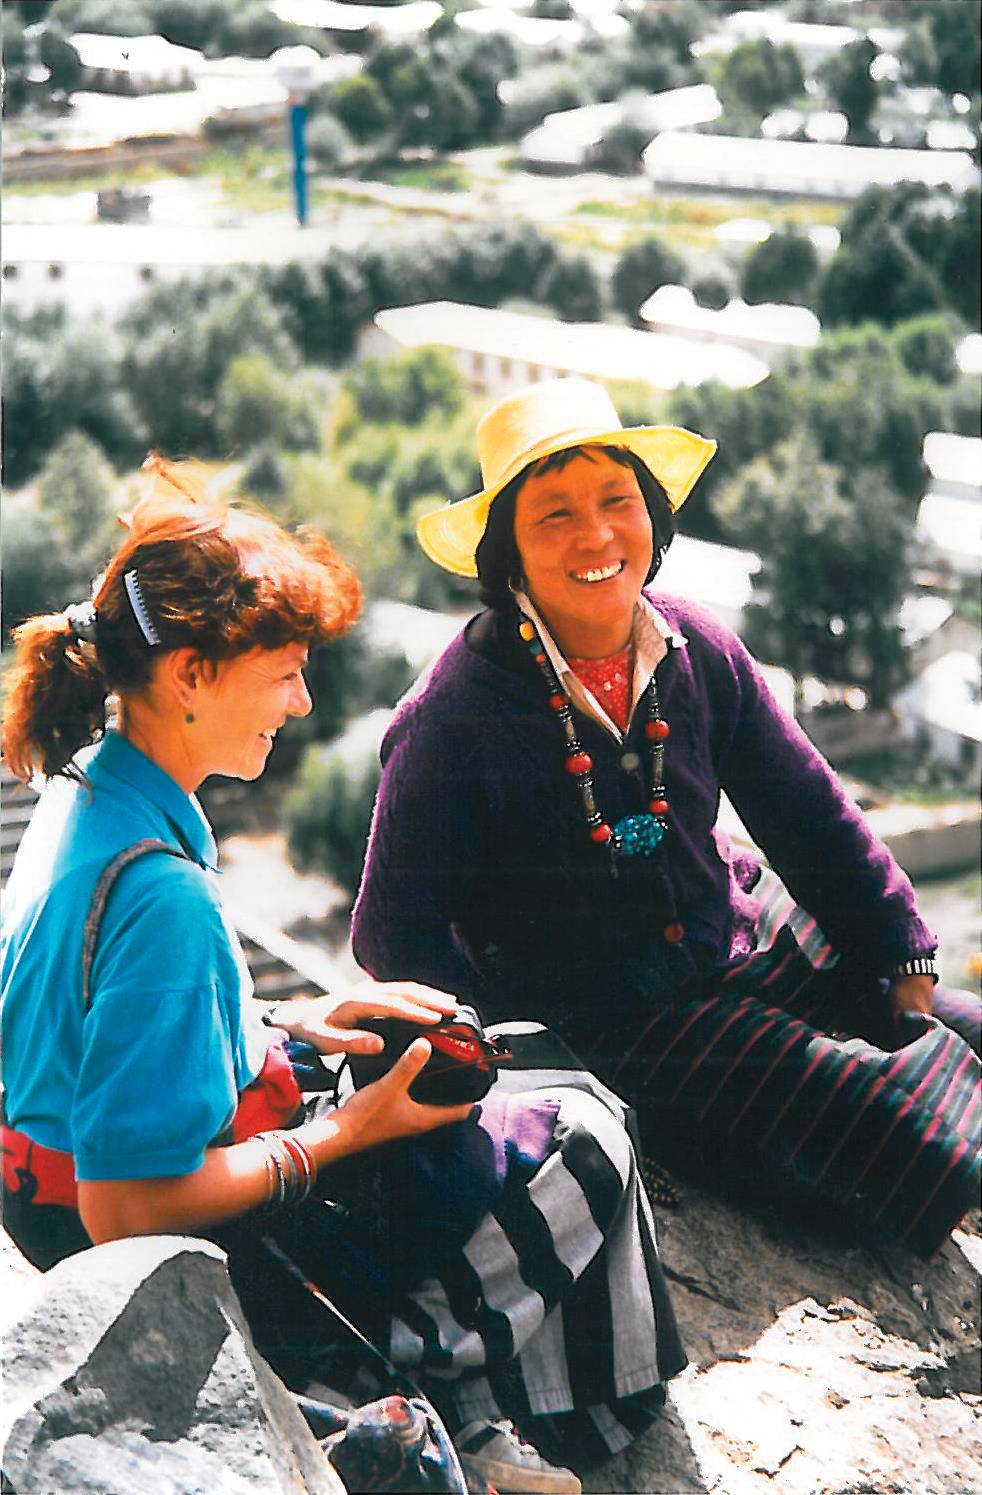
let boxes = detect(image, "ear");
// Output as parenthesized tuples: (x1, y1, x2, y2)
(156, 648, 210, 713)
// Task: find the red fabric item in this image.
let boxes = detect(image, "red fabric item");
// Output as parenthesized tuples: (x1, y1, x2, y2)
(1, 1125, 78, 1208)
(567, 646, 631, 731)
(231, 1035, 304, 1143)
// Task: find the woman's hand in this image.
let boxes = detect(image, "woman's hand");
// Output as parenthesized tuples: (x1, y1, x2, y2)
(309, 1037, 473, 1156)
(888, 974, 934, 1020)
(268, 981, 460, 1054)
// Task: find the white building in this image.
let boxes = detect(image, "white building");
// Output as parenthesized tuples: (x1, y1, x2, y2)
(692, 10, 903, 73)
(521, 85, 721, 172)
(369, 301, 770, 398)
(639, 284, 821, 364)
(656, 535, 762, 636)
(761, 109, 848, 145)
(956, 334, 982, 377)
(271, 0, 443, 38)
(68, 33, 204, 93)
(1, 223, 338, 317)
(916, 432, 982, 580)
(713, 216, 840, 257)
(894, 652, 982, 777)
(642, 131, 979, 200)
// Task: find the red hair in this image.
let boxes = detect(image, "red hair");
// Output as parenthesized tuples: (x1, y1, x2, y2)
(3, 456, 362, 782)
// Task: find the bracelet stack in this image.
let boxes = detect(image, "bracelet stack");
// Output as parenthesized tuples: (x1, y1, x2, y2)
(254, 1130, 317, 1211)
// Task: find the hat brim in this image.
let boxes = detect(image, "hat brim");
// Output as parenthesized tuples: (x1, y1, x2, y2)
(417, 425, 717, 579)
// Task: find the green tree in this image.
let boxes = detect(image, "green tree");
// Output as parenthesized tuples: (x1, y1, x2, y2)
(122, 282, 298, 455)
(38, 22, 84, 95)
(2, 15, 30, 115)
(691, 272, 733, 311)
(891, 314, 958, 385)
(215, 354, 322, 455)
(38, 430, 117, 565)
(612, 236, 685, 323)
(717, 39, 804, 117)
(540, 252, 604, 322)
(740, 227, 819, 306)
(284, 719, 387, 897)
(899, 0, 981, 99)
(306, 113, 356, 171)
(2, 507, 75, 636)
(261, 254, 372, 366)
(330, 73, 393, 142)
(500, 66, 593, 138)
(818, 37, 878, 140)
(715, 440, 913, 707)
(343, 348, 464, 427)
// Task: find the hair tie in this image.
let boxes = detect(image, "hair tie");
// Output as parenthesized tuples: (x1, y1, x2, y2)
(65, 601, 98, 645)
(123, 569, 161, 647)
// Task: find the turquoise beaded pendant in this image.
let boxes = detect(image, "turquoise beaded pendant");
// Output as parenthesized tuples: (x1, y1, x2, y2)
(612, 812, 665, 858)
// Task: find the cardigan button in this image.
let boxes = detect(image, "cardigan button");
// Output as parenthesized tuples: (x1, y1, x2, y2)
(621, 752, 641, 772)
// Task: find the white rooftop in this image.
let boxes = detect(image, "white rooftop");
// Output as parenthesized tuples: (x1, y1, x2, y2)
(456, 9, 595, 46)
(922, 432, 982, 489)
(903, 652, 982, 745)
(897, 593, 954, 648)
(68, 32, 204, 72)
(916, 494, 982, 567)
(712, 217, 841, 255)
(657, 535, 762, 616)
(762, 109, 849, 144)
(643, 131, 979, 197)
(522, 84, 721, 161)
(375, 301, 770, 390)
(640, 285, 821, 351)
(956, 334, 982, 377)
(693, 10, 903, 61)
(3, 222, 337, 269)
(271, 0, 442, 35)
(926, 120, 978, 153)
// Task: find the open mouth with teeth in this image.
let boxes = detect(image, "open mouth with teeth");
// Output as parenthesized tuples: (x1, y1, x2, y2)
(571, 561, 625, 584)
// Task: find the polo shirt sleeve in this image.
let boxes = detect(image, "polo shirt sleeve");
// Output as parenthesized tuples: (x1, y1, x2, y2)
(72, 854, 256, 1182)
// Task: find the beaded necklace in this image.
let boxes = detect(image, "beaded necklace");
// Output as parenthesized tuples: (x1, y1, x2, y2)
(518, 612, 676, 878)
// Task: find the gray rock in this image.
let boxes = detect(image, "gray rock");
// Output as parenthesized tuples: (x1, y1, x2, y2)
(583, 1187, 981, 1495)
(0, 1235, 345, 1495)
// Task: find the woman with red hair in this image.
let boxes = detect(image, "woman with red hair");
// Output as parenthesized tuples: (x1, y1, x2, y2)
(1, 458, 685, 1495)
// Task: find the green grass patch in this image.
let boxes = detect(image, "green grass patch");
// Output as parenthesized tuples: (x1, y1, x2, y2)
(366, 159, 470, 192)
(574, 193, 845, 231)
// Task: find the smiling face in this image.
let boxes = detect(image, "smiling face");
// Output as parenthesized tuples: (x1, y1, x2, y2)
(193, 641, 313, 783)
(513, 448, 654, 658)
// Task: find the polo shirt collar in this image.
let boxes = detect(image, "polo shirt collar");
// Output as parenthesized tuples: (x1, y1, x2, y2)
(512, 588, 687, 744)
(87, 731, 218, 869)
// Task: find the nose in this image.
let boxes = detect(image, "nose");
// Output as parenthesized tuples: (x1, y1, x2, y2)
(573, 504, 615, 550)
(289, 673, 313, 718)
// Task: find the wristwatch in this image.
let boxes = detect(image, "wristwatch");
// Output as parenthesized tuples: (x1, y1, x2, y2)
(887, 955, 938, 983)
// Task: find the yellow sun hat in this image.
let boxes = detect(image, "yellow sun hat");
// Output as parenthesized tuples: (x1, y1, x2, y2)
(416, 377, 717, 579)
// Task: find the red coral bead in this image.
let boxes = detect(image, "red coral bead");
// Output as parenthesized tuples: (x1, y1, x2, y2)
(534, 652, 547, 665)
(663, 921, 685, 944)
(649, 798, 669, 816)
(645, 719, 670, 741)
(566, 752, 593, 775)
(590, 823, 612, 843)
(549, 693, 567, 710)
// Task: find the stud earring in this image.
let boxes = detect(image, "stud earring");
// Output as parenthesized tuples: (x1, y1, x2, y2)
(185, 712, 195, 725)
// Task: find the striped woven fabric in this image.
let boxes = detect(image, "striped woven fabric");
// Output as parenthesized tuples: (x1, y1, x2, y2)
(602, 873, 981, 1259)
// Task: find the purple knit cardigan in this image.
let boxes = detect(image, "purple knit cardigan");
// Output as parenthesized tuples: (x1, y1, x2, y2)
(352, 596, 935, 1019)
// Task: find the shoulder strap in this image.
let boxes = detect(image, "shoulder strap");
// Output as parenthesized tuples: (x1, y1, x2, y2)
(82, 838, 193, 1012)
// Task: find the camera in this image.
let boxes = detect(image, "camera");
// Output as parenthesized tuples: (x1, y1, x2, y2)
(346, 1004, 512, 1106)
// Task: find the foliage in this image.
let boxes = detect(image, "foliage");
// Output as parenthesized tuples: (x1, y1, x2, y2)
(499, 65, 594, 138)
(716, 39, 804, 117)
(343, 348, 464, 427)
(691, 272, 733, 311)
(898, 0, 982, 99)
(306, 114, 356, 172)
(817, 37, 878, 140)
(260, 254, 372, 367)
(740, 227, 819, 306)
(2, 507, 76, 638)
(540, 252, 605, 322)
(2, 15, 30, 115)
(330, 74, 393, 143)
(284, 716, 388, 895)
(121, 281, 297, 456)
(3, 308, 145, 487)
(595, 117, 656, 175)
(715, 439, 912, 705)
(819, 184, 980, 330)
(215, 355, 322, 456)
(891, 314, 958, 386)
(612, 236, 686, 323)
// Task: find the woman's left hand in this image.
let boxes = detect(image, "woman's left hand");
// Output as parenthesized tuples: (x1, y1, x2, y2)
(888, 974, 934, 1021)
(265, 981, 461, 1054)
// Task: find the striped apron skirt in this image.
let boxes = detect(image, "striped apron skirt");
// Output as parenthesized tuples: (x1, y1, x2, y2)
(567, 870, 981, 1260)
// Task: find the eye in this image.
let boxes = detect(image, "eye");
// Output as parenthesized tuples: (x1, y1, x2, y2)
(539, 507, 570, 524)
(604, 494, 633, 508)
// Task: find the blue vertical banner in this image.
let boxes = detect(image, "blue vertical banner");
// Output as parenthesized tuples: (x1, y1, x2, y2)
(290, 101, 308, 227)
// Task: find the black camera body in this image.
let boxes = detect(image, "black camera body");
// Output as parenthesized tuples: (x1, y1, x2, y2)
(347, 1004, 511, 1106)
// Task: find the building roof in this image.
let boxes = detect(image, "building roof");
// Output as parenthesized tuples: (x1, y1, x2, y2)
(642, 131, 979, 196)
(656, 535, 762, 617)
(69, 32, 204, 72)
(916, 494, 982, 566)
(956, 334, 982, 377)
(640, 284, 821, 350)
(455, 9, 589, 46)
(712, 217, 840, 255)
(898, 652, 982, 744)
(922, 432, 982, 489)
(374, 301, 770, 390)
(521, 84, 721, 164)
(3, 222, 337, 269)
(692, 9, 903, 63)
(271, 0, 442, 35)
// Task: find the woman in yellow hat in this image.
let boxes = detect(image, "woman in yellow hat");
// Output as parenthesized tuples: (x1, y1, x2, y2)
(352, 376, 980, 1260)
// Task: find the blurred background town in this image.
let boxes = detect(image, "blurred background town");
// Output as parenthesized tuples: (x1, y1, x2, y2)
(2, 0, 980, 997)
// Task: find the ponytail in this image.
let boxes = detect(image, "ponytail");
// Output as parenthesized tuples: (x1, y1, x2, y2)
(3, 612, 111, 784)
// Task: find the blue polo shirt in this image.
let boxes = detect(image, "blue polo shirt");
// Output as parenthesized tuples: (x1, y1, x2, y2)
(0, 732, 268, 1181)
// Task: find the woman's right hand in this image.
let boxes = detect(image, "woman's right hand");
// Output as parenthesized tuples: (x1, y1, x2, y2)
(305, 1038, 472, 1159)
